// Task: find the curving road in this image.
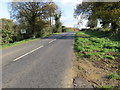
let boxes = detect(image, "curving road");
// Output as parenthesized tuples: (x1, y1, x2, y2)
(2, 32, 75, 88)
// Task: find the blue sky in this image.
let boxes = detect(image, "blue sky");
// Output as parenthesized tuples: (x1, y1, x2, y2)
(0, 0, 83, 27)
(0, 2, 10, 19)
(53, 0, 82, 27)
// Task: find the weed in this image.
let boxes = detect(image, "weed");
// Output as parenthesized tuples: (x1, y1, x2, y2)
(74, 31, 120, 60)
(107, 73, 120, 80)
(103, 55, 115, 60)
(97, 85, 114, 90)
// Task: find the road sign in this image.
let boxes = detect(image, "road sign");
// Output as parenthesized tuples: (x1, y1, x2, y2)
(21, 29, 26, 34)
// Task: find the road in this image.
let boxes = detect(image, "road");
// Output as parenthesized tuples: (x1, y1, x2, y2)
(2, 32, 75, 88)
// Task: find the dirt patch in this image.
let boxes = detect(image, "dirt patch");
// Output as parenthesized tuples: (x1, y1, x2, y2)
(72, 53, 93, 88)
(73, 52, 120, 88)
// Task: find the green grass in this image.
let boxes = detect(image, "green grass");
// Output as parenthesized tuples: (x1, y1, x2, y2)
(53, 33, 61, 35)
(1, 38, 40, 49)
(66, 29, 74, 32)
(75, 30, 120, 89)
(74, 31, 120, 60)
(97, 85, 114, 90)
(107, 73, 120, 80)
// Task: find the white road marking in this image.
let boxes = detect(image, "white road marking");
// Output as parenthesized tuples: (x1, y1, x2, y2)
(13, 45, 44, 62)
(48, 39, 56, 44)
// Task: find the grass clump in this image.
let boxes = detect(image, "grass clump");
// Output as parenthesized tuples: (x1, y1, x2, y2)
(97, 85, 114, 90)
(107, 73, 120, 80)
(103, 55, 115, 60)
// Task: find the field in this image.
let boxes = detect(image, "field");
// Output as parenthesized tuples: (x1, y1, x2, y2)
(65, 28, 79, 32)
(74, 30, 120, 88)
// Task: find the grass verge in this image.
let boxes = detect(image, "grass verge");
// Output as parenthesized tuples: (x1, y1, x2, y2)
(75, 31, 120, 60)
(1, 32, 61, 49)
(1, 38, 39, 49)
(74, 30, 120, 88)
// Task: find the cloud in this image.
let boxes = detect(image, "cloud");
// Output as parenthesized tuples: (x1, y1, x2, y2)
(53, 0, 82, 5)
(61, 0, 82, 5)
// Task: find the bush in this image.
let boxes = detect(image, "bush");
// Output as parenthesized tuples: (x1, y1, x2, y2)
(1, 18, 16, 44)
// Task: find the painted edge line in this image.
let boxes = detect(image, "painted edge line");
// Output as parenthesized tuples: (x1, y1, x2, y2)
(13, 45, 44, 62)
(48, 39, 56, 44)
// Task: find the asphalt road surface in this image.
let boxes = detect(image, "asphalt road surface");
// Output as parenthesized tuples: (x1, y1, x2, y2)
(2, 32, 76, 88)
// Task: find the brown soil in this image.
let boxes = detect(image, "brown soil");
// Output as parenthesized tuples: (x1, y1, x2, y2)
(73, 52, 120, 88)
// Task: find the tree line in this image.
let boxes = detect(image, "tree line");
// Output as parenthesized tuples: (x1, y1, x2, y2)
(74, 1, 120, 34)
(1, 0, 64, 44)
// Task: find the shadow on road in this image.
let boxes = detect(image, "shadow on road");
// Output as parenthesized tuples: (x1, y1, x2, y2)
(43, 32, 76, 40)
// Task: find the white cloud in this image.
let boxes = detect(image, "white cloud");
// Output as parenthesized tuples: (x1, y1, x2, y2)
(61, 0, 82, 5)
(53, 0, 82, 5)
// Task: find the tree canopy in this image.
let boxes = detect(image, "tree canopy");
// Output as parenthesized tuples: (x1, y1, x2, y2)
(1, 0, 63, 44)
(74, 1, 120, 33)
(10, 0, 58, 37)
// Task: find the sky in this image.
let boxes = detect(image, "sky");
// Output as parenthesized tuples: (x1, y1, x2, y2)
(0, 0, 83, 27)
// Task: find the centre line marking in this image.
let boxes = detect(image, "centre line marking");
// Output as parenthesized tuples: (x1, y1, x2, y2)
(48, 39, 56, 44)
(13, 45, 44, 62)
